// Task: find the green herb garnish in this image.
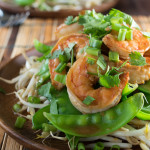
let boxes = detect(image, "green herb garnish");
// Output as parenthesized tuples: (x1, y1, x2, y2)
(65, 16, 78, 25)
(129, 51, 147, 66)
(83, 96, 95, 105)
(97, 55, 107, 70)
(87, 57, 96, 65)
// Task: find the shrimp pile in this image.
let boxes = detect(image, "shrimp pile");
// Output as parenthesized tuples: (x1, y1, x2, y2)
(2, 9, 150, 150)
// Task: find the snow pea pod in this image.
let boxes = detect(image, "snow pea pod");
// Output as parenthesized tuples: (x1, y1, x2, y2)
(122, 83, 138, 96)
(55, 88, 81, 115)
(33, 88, 81, 129)
(136, 110, 150, 120)
(32, 104, 50, 129)
(138, 80, 150, 94)
(136, 93, 150, 120)
(44, 93, 144, 137)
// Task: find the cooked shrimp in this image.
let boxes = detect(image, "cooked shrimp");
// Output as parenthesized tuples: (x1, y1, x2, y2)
(66, 55, 129, 114)
(108, 57, 150, 84)
(55, 23, 83, 38)
(103, 28, 150, 59)
(49, 34, 89, 90)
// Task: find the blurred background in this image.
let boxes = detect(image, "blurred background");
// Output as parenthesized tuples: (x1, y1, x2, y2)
(0, 0, 150, 150)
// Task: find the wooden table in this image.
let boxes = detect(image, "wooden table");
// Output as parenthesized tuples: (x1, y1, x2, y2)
(0, 0, 150, 149)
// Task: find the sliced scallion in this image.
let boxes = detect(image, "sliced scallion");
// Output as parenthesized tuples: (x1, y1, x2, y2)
(126, 30, 133, 40)
(118, 29, 127, 41)
(83, 96, 95, 105)
(15, 117, 26, 129)
(78, 143, 85, 150)
(55, 62, 67, 73)
(111, 23, 123, 32)
(90, 38, 102, 49)
(86, 47, 100, 56)
(110, 145, 120, 150)
(28, 96, 41, 104)
(109, 51, 119, 62)
(13, 104, 21, 112)
(93, 142, 104, 150)
(97, 55, 107, 70)
(54, 74, 66, 85)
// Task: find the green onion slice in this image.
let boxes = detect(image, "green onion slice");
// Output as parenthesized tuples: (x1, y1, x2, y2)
(93, 142, 104, 150)
(78, 143, 85, 150)
(54, 74, 66, 85)
(118, 29, 127, 41)
(13, 104, 21, 112)
(109, 51, 119, 62)
(27, 96, 41, 104)
(90, 37, 102, 49)
(126, 30, 133, 40)
(55, 62, 67, 73)
(86, 47, 100, 56)
(15, 117, 26, 129)
(110, 145, 120, 150)
(97, 55, 107, 70)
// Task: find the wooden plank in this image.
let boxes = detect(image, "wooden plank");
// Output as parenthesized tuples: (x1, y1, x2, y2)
(1, 133, 8, 150)
(0, 128, 4, 147)
(11, 19, 34, 58)
(43, 19, 52, 43)
(4, 136, 20, 150)
(0, 27, 12, 63)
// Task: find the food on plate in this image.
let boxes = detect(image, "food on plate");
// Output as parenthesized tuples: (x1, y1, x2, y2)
(14, 0, 112, 11)
(1, 9, 150, 150)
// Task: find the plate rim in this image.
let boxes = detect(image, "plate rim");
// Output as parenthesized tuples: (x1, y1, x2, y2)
(0, 41, 58, 150)
(0, 0, 120, 18)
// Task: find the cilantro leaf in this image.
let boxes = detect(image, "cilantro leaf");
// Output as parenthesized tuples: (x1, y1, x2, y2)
(78, 11, 110, 38)
(108, 9, 140, 29)
(99, 73, 121, 88)
(65, 16, 78, 25)
(38, 82, 56, 100)
(51, 49, 64, 59)
(129, 51, 147, 66)
(83, 96, 95, 105)
(97, 55, 107, 70)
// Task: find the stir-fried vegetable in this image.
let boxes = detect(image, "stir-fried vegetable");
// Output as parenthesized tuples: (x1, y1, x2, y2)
(44, 93, 144, 137)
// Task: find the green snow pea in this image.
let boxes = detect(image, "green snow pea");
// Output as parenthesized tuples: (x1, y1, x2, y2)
(33, 88, 81, 129)
(138, 80, 150, 94)
(52, 88, 81, 115)
(15, 0, 35, 6)
(136, 110, 150, 120)
(44, 93, 144, 137)
(32, 105, 50, 129)
(122, 83, 138, 96)
(136, 92, 150, 120)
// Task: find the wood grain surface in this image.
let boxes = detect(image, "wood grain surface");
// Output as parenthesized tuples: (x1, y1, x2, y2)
(0, 0, 150, 149)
